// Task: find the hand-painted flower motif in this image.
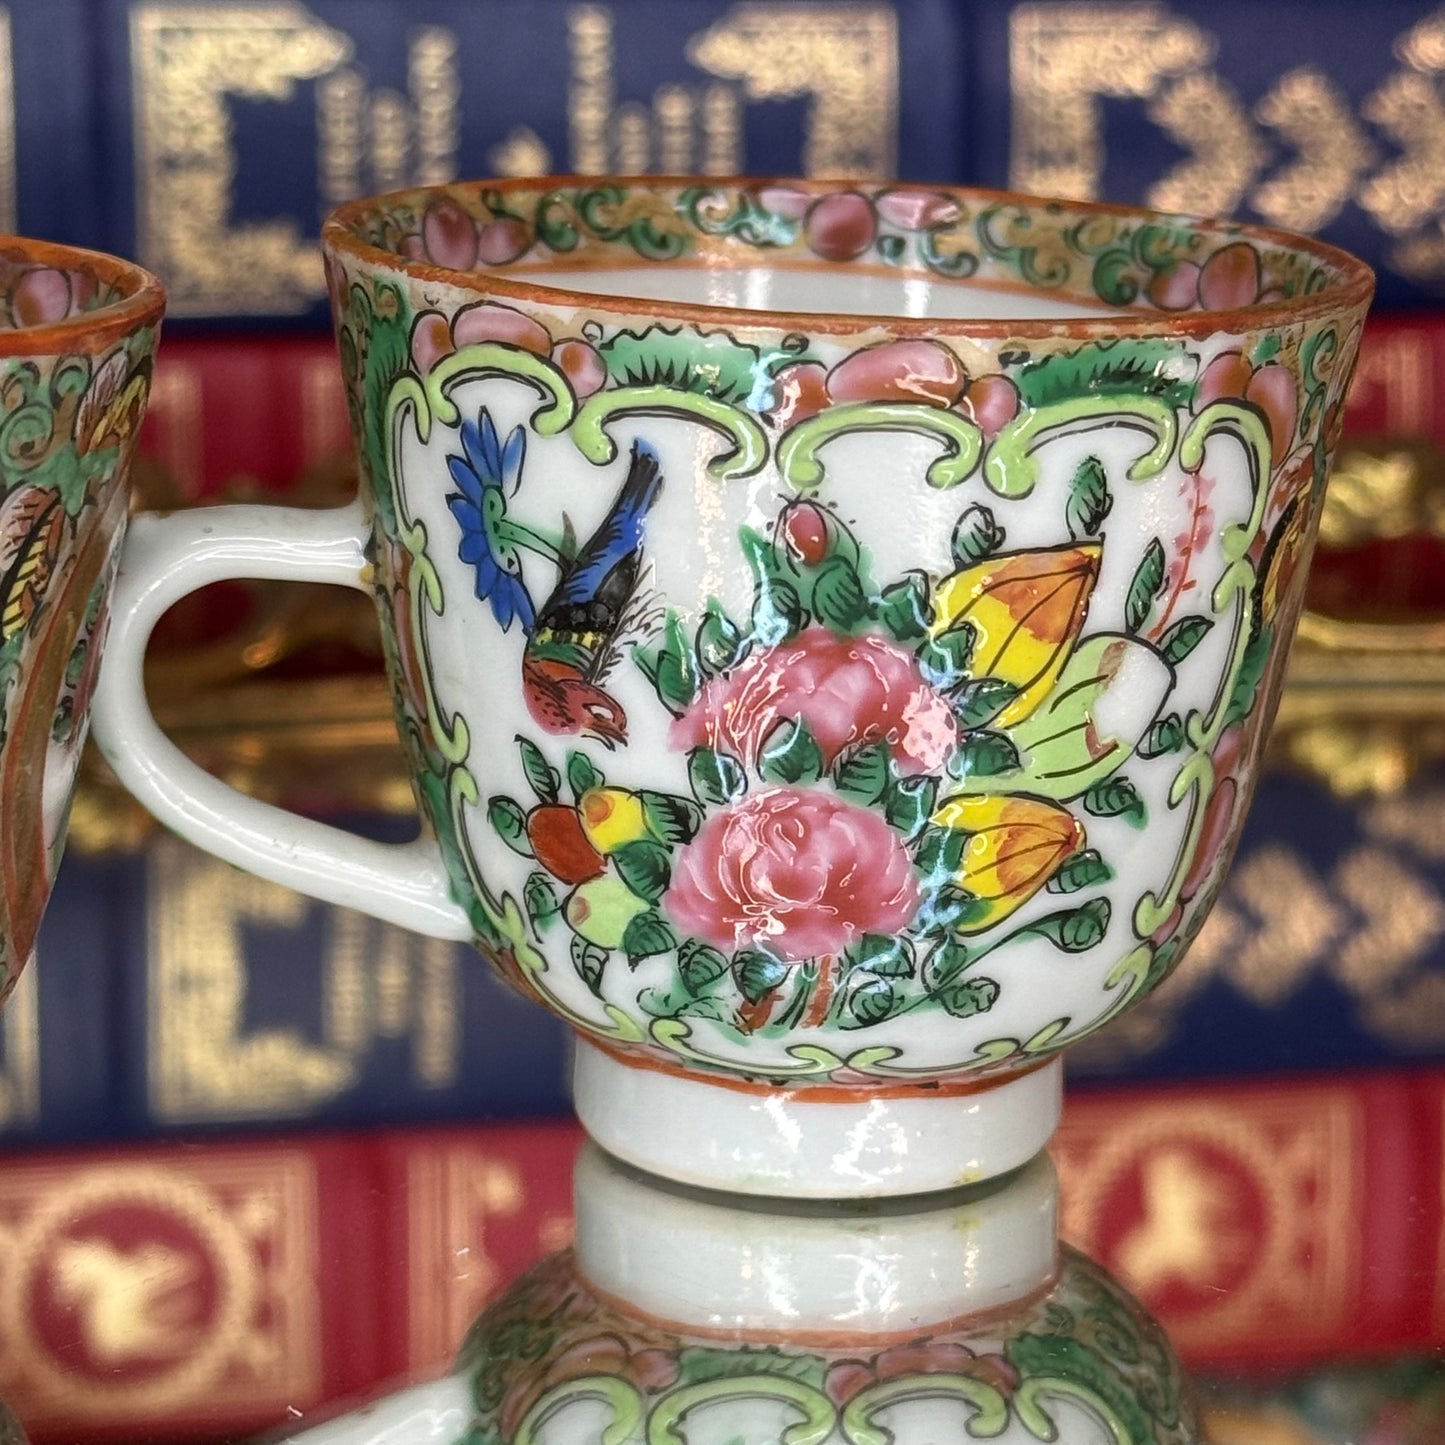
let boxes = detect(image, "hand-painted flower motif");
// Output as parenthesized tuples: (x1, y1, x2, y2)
(930, 794, 1085, 932)
(665, 786, 920, 960)
(446, 409, 535, 632)
(673, 627, 958, 777)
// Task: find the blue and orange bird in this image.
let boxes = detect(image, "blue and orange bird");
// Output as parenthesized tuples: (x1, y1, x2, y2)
(520, 438, 665, 749)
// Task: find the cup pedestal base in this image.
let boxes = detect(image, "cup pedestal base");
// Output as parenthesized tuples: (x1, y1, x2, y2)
(572, 1041, 1063, 1198)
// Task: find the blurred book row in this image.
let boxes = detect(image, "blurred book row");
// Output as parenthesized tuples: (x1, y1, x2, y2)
(6, 1, 1445, 1442)
(16, 1, 1445, 315)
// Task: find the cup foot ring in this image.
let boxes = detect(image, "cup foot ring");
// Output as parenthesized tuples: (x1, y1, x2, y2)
(571, 1041, 1063, 1198)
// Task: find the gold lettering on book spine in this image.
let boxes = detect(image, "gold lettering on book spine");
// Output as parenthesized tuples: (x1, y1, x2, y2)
(1056, 1093, 1358, 1346)
(129, 3, 351, 315)
(1069, 822, 1445, 1067)
(0, 963, 38, 1131)
(569, 5, 614, 173)
(689, 4, 898, 177)
(0, 11, 16, 234)
(0, 1158, 318, 1418)
(411, 27, 460, 187)
(1008, 3, 1213, 198)
(1146, 71, 1265, 216)
(316, 28, 460, 210)
(149, 838, 461, 1123)
(1253, 68, 1377, 233)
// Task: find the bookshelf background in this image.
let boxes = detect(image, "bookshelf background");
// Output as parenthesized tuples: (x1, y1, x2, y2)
(2, 1, 1445, 1440)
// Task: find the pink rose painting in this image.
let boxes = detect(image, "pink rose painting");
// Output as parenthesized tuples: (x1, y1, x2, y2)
(671, 626, 958, 776)
(665, 786, 921, 960)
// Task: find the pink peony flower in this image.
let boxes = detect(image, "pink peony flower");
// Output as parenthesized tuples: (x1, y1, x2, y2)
(665, 787, 920, 961)
(672, 627, 957, 776)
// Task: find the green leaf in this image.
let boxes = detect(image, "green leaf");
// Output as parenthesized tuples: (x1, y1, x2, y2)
(1125, 539, 1167, 634)
(516, 736, 560, 803)
(758, 718, 825, 785)
(875, 572, 931, 642)
(1159, 613, 1213, 666)
(655, 612, 699, 711)
(742, 527, 807, 646)
(1046, 848, 1114, 894)
(678, 939, 729, 995)
(631, 645, 660, 688)
(845, 934, 915, 979)
(948, 731, 1021, 782)
(570, 934, 607, 996)
(524, 871, 561, 927)
(953, 676, 1021, 729)
(488, 797, 533, 857)
(1018, 897, 1112, 952)
(566, 750, 603, 799)
(843, 977, 901, 1029)
(883, 775, 937, 838)
(640, 790, 703, 846)
(915, 884, 977, 935)
(688, 746, 747, 805)
(811, 554, 870, 631)
(695, 601, 747, 675)
(613, 839, 672, 902)
(923, 936, 974, 990)
(913, 824, 970, 878)
(917, 624, 976, 690)
(1004, 635, 1172, 802)
(936, 975, 999, 1018)
(1083, 775, 1147, 827)
(951, 504, 1006, 565)
(833, 741, 891, 804)
(751, 574, 805, 647)
(599, 324, 772, 405)
(623, 911, 680, 961)
(1138, 712, 1185, 758)
(1015, 337, 1196, 411)
(1224, 626, 1272, 728)
(1066, 455, 1112, 539)
(734, 949, 787, 1004)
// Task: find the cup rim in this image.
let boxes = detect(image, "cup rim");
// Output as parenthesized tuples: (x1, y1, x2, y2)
(322, 174, 1375, 340)
(0, 235, 166, 355)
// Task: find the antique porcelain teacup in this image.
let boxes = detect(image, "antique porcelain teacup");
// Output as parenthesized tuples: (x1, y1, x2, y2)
(0, 238, 162, 1008)
(91, 179, 1371, 1195)
(283, 1144, 1198, 1445)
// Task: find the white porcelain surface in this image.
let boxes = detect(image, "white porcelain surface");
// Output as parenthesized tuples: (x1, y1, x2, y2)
(574, 1040, 1062, 1197)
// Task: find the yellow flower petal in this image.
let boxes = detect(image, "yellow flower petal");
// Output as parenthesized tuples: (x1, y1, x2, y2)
(932, 545, 1100, 726)
(931, 793, 1084, 933)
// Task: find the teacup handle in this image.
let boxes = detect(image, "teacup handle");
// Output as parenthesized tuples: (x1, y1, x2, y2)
(90, 502, 473, 941)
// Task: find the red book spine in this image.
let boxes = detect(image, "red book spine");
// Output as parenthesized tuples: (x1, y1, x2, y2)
(0, 1135, 379, 1442)
(0, 1079, 1438, 1441)
(136, 335, 352, 504)
(1054, 1070, 1442, 1372)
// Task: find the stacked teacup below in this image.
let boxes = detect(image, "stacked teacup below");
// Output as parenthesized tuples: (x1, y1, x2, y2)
(0, 239, 163, 1012)
(284, 1145, 1199, 1445)
(93, 177, 1372, 1201)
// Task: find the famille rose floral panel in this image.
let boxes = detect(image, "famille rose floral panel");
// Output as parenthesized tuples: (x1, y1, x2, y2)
(327, 182, 1365, 1088)
(455, 1245, 1195, 1445)
(0, 251, 158, 1003)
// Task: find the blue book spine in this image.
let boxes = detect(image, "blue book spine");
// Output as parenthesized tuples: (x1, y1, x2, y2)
(0, 817, 572, 1145)
(8, 1, 103, 247)
(95, 0, 963, 325)
(968, 0, 1445, 310)
(10, 770, 1445, 1144)
(1068, 768, 1445, 1084)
